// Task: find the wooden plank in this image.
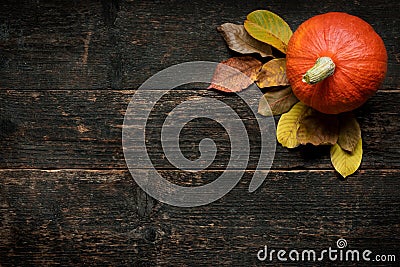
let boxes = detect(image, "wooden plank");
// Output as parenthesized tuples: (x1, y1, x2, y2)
(0, 1, 399, 266)
(0, 0, 399, 89)
(0, 169, 398, 265)
(0, 90, 399, 170)
(0, 0, 119, 89)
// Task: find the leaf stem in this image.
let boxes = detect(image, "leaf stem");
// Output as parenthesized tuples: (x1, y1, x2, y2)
(302, 57, 335, 84)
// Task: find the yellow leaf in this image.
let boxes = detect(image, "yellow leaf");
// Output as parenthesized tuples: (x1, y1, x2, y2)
(217, 23, 273, 57)
(256, 58, 289, 88)
(258, 86, 298, 116)
(330, 138, 363, 178)
(207, 56, 262, 92)
(338, 113, 361, 152)
(244, 10, 293, 54)
(277, 102, 311, 148)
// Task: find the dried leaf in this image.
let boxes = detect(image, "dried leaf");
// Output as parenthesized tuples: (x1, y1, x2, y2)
(277, 102, 312, 148)
(256, 58, 289, 88)
(217, 23, 273, 57)
(331, 138, 362, 178)
(244, 10, 293, 54)
(297, 111, 339, 146)
(208, 56, 262, 92)
(338, 113, 361, 152)
(258, 86, 298, 116)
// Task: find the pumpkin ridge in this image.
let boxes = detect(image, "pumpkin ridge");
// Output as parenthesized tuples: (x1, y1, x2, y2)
(343, 65, 379, 101)
(334, 69, 366, 107)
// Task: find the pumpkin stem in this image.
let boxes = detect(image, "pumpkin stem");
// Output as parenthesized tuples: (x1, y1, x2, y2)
(302, 57, 335, 84)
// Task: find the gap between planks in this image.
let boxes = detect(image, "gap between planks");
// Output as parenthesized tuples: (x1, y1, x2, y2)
(0, 168, 398, 173)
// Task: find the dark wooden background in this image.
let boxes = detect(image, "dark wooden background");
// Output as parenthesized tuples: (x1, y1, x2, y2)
(0, 0, 399, 266)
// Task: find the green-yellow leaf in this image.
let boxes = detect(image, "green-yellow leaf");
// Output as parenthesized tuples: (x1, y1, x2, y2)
(297, 111, 339, 146)
(277, 102, 311, 148)
(258, 86, 298, 116)
(217, 23, 273, 57)
(338, 113, 361, 152)
(256, 58, 289, 88)
(330, 138, 363, 178)
(244, 10, 293, 54)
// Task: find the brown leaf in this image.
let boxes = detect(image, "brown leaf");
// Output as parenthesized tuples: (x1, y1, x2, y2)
(297, 110, 339, 146)
(256, 58, 289, 88)
(208, 56, 262, 92)
(217, 23, 273, 57)
(338, 113, 361, 152)
(258, 86, 298, 116)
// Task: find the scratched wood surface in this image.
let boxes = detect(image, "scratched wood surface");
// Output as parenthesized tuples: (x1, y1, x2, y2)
(1, 0, 399, 266)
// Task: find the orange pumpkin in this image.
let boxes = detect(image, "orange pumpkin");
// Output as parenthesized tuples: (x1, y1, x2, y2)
(286, 12, 387, 114)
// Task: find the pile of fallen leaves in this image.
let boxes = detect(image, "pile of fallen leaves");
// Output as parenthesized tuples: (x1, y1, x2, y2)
(208, 10, 362, 178)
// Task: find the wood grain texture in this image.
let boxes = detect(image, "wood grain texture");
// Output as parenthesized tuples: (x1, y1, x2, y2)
(0, 169, 399, 266)
(0, 0, 399, 89)
(1, 90, 400, 170)
(0, 0, 399, 266)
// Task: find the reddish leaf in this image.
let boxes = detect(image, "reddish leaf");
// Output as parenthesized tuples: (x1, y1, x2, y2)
(208, 56, 262, 92)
